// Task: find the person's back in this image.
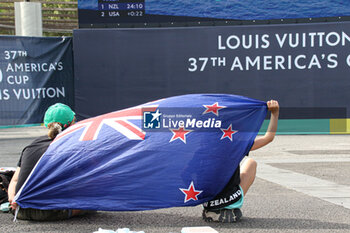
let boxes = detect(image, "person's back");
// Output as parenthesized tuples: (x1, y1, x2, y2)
(15, 136, 53, 194)
(8, 103, 82, 221)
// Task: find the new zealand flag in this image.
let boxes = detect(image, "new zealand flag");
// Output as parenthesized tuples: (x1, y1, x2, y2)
(15, 94, 267, 211)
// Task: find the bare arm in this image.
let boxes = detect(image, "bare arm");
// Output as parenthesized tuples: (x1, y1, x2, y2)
(250, 100, 279, 151)
(8, 167, 20, 205)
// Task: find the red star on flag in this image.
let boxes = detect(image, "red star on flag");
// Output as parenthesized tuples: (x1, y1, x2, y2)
(220, 124, 238, 141)
(179, 181, 203, 203)
(202, 102, 226, 116)
(170, 127, 192, 144)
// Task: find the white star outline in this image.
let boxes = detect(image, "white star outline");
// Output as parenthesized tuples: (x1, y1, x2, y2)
(169, 127, 193, 144)
(202, 102, 226, 116)
(220, 124, 238, 141)
(179, 181, 203, 203)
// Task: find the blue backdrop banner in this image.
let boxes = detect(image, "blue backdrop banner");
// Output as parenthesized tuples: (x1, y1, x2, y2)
(73, 22, 350, 121)
(0, 36, 74, 126)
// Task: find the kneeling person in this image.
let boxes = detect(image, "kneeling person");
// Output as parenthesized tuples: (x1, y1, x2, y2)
(202, 100, 279, 223)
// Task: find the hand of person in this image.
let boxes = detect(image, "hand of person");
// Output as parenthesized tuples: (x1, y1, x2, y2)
(267, 100, 279, 114)
(10, 201, 18, 210)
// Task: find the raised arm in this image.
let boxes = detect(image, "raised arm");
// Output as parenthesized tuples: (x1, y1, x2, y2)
(250, 100, 279, 151)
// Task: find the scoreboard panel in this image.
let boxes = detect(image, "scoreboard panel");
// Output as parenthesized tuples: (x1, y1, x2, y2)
(98, 0, 145, 19)
(78, 0, 350, 28)
(78, 0, 232, 28)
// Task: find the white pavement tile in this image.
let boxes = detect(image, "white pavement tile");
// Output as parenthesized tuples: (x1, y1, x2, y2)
(257, 163, 350, 210)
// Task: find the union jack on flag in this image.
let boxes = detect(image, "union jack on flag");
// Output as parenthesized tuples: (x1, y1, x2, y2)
(54, 106, 158, 142)
(15, 94, 267, 211)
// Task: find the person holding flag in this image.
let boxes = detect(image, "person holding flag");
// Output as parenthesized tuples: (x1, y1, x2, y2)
(10, 94, 277, 223)
(7, 103, 85, 221)
(202, 100, 279, 223)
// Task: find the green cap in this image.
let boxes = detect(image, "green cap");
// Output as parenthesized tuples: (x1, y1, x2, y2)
(44, 103, 75, 128)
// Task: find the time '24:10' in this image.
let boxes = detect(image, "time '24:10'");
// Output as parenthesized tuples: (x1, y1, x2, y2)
(127, 3, 143, 9)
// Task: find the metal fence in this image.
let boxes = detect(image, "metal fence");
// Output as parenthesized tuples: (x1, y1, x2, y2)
(0, 0, 78, 36)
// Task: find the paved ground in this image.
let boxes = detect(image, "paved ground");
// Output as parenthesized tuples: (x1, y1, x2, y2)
(1, 126, 350, 233)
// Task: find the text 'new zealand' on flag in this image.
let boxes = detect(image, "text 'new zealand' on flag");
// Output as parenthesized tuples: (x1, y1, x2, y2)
(15, 94, 267, 211)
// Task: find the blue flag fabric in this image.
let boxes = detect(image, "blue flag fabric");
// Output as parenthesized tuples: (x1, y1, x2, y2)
(15, 94, 267, 211)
